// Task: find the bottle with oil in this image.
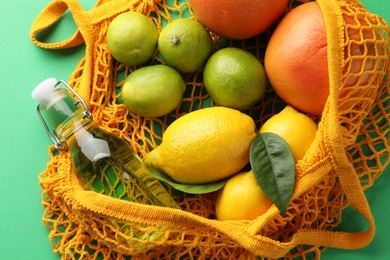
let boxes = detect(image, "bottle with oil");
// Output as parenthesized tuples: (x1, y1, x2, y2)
(32, 78, 180, 245)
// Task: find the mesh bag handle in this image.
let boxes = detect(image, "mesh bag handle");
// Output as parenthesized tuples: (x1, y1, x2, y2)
(30, 0, 158, 49)
(30, 0, 89, 50)
(30, 0, 160, 102)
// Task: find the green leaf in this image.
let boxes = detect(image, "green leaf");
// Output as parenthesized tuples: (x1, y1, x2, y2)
(150, 165, 227, 194)
(249, 133, 295, 213)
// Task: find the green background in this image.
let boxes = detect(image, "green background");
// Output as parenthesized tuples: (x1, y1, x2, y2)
(0, 0, 389, 259)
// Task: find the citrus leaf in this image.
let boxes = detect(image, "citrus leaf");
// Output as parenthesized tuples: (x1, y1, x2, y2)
(150, 165, 227, 194)
(249, 133, 295, 213)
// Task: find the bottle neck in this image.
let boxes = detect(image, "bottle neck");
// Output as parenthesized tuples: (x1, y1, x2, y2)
(39, 88, 88, 142)
(56, 114, 92, 142)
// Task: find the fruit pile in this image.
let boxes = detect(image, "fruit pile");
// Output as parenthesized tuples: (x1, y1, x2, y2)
(105, 0, 372, 221)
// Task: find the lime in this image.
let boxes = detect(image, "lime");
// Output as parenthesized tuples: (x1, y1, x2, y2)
(158, 18, 213, 73)
(122, 65, 185, 117)
(107, 12, 158, 66)
(203, 47, 267, 110)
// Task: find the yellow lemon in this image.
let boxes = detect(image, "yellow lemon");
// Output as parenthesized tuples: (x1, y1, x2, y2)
(215, 170, 273, 221)
(260, 106, 318, 161)
(143, 107, 256, 184)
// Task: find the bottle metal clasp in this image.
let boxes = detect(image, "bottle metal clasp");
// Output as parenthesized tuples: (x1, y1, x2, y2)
(36, 80, 92, 150)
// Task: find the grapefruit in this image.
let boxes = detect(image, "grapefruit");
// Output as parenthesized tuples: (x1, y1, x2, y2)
(264, 2, 329, 116)
(338, 11, 380, 111)
(189, 0, 288, 39)
(342, 11, 381, 88)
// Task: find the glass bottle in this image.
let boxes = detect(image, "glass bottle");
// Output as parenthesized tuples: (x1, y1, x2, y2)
(32, 78, 180, 245)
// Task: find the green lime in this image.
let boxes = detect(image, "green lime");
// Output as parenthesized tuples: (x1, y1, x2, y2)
(122, 65, 186, 117)
(106, 12, 158, 66)
(158, 18, 213, 73)
(203, 47, 267, 110)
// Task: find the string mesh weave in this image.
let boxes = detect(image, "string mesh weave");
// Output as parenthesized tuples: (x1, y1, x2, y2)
(31, 0, 389, 259)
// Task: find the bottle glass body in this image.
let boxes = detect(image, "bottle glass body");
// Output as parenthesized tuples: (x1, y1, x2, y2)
(40, 88, 179, 209)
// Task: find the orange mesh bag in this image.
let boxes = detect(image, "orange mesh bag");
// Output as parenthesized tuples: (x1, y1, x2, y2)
(30, 0, 390, 259)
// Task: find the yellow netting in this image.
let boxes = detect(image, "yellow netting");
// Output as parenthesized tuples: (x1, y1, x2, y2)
(31, 0, 390, 259)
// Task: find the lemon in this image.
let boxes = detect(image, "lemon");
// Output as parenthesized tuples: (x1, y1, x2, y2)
(122, 65, 185, 117)
(106, 12, 158, 66)
(143, 107, 256, 184)
(215, 170, 273, 221)
(203, 47, 267, 110)
(260, 106, 318, 161)
(158, 18, 213, 73)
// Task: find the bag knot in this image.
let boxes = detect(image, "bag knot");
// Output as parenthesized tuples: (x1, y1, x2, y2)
(135, 0, 161, 14)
